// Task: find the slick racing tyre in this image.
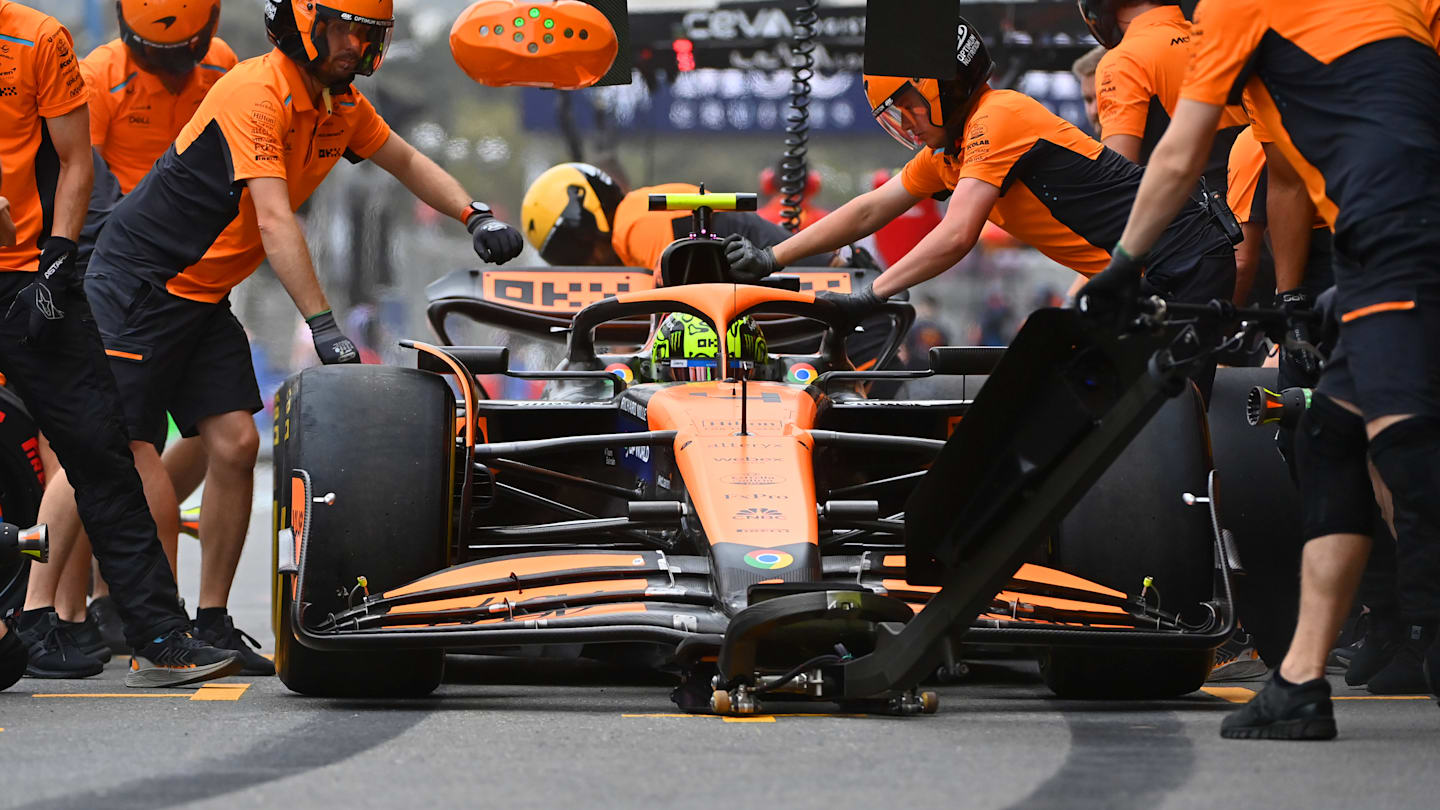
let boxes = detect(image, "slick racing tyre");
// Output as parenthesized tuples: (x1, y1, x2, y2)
(273, 366, 454, 698)
(0, 386, 45, 618)
(1044, 383, 1216, 699)
(1207, 367, 1301, 666)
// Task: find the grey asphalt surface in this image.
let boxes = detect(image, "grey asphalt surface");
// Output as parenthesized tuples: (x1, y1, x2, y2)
(3, 464, 1439, 809)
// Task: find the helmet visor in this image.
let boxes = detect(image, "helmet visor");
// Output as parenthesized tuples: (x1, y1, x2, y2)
(125, 9, 217, 76)
(313, 5, 395, 76)
(872, 94, 919, 151)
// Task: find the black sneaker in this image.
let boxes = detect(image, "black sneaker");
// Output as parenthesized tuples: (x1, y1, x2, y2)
(194, 614, 275, 676)
(60, 617, 112, 664)
(1345, 615, 1404, 686)
(1367, 624, 1436, 695)
(18, 610, 104, 679)
(1208, 631, 1270, 682)
(126, 629, 242, 688)
(1, 621, 26, 691)
(1220, 672, 1336, 741)
(87, 596, 130, 656)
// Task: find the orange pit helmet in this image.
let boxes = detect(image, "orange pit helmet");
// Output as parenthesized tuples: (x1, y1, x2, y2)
(863, 17, 994, 151)
(118, 0, 220, 76)
(265, 0, 394, 86)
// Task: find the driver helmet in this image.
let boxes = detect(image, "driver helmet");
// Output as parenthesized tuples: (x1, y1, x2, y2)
(521, 163, 626, 265)
(648, 313, 768, 383)
(264, 0, 394, 85)
(118, 0, 220, 77)
(863, 17, 993, 151)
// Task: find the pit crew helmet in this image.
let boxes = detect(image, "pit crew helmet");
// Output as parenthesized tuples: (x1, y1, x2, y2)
(521, 163, 626, 266)
(648, 313, 768, 383)
(118, 0, 220, 77)
(1077, 1, 1180, 49)
(863, 16, 993, 150)
(264, 0, 394, 85)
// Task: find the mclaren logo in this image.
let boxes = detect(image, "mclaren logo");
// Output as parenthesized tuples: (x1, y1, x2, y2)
(156, 16, 178, 29)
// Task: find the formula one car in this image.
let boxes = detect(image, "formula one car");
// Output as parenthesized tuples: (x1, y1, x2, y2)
(273, 194, 1241, 711)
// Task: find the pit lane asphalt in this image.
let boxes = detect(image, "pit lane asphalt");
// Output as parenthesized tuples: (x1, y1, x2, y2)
(2, 464, 1437, 809)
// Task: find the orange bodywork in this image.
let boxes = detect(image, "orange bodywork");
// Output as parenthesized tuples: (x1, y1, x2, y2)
(450, 0, 618, 89)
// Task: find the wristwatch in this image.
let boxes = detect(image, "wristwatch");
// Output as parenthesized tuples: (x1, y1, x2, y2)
(464, 201, 493, 225)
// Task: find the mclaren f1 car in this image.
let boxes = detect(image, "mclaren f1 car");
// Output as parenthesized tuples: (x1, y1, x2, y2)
(273, 193, 1247, 713)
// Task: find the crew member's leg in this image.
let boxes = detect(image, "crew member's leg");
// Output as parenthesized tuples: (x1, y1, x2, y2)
(171, 299, 270, 674)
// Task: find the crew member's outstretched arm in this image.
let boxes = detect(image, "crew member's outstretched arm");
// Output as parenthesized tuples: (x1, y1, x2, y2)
(771, 174, 921, 267)
(870, 178, 997, 298)
(367, 133, 473, 224)
(249, 176, 328, 319)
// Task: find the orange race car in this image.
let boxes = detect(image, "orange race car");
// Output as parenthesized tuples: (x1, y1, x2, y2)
(272, 194, 1279, 714)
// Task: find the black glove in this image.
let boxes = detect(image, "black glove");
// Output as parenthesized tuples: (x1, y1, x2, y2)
(1277, 287, 1322, 383)
(306, 309, 360, 365)
(818, 285, 886, 329)
(723, 234, 781, 282)
(7, 236, 78, 347)
(467, 211, 523, 265)
(1076, 245, 1146, 330)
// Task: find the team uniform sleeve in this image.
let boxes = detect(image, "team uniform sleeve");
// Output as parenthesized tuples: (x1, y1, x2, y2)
(1095, 49, 1152, 141)
(344, 93, 393, 162)
(35, 22, 87, 118)
(1181, 0, 1268, 107)
(79, 57, 110, 146)
(213, 82, 289, 182)
(957, 103, 1032, 190)
(899, 149, 950, 198)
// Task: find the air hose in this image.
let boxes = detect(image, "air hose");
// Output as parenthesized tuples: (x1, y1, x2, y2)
(779, 0, 819, 233)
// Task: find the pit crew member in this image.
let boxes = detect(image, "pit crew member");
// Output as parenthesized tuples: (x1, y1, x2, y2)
(38, 0, 240, 667)
(1079, 0, 1440, 739)
(26, 0, 525, 676)
(727, 21, 1235, 397)
(2, 0, 239, 685)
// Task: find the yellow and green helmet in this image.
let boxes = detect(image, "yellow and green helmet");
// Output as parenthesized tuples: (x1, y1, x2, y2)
(649, 313, 768, 382)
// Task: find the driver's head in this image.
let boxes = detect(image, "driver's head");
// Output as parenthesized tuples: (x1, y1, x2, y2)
(118, 0, 220, 77)
(863, 17, 993, 151)
(521, 163, 626, 265)
(264, 0, 394, 91)
(648, 313, 769, 382)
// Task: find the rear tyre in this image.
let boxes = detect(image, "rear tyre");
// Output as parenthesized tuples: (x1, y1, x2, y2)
(1043, 384, 1217, 698)
(0, 388, 45, 618)
(273, 366, 454, 698)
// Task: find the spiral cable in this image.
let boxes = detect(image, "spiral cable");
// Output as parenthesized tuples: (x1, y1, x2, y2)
(779, 0, 819, 233)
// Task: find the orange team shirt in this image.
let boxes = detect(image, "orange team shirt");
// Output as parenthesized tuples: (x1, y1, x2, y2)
(900, 88, 1221, 277)
(93, 48, 392, 303)
(1182, 0, 1440, 232)
(1095, 4, 1246, 173)
(1226, 126, 1328, 229)
(0, 1, 87, 272)
(611, 182, 700, 272)
(80, 37, 237, 193)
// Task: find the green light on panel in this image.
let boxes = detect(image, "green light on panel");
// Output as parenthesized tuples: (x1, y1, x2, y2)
(514, 17, 524, 26)
(544, 18, 554, 29)
(529, 8, 540, 17)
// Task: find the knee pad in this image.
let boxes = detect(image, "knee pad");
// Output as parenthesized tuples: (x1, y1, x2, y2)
(0, 627, 26, 691)
(1295, 393, 1377, 539)
(1369, 416, 1440, 525)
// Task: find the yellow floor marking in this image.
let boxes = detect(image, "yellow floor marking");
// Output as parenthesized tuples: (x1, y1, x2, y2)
(622, 713, 699, 718)
(32, 693, 190, 699)
(1201, 687, 1256, 703)
(722, 715, 777, 723)
(1333, 695, 1434, 701)
(190, 683, 250, 702)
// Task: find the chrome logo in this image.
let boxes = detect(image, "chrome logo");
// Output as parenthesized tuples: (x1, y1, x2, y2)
(787, 363, 818, 384)
(605, 363, 635, 383)
(743, 549, 794, 570)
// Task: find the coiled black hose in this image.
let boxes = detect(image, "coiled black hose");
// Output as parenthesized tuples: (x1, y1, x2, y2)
(779, 0, 819, 233)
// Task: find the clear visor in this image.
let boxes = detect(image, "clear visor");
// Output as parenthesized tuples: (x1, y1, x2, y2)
(873, 96, 919, 151)
(313, 6, 395, 76)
